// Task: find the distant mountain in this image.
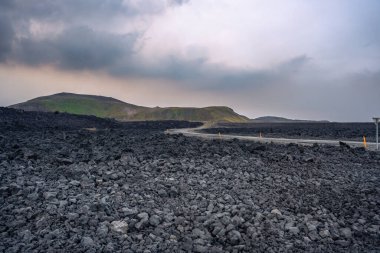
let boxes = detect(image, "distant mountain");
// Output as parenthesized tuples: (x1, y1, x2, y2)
(10, 93, 249, 123)
(251, 116, 294, 123)
(251, 116, 329, 123)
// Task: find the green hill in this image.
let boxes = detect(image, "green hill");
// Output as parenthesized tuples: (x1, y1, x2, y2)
(10, 93, 144, 120)
(10, 93, 249, 123)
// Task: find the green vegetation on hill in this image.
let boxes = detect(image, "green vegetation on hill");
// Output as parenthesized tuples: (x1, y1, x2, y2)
(132, 106, 248, 123)
(10, 93, 249, 123)
(11, 93, 143, 120)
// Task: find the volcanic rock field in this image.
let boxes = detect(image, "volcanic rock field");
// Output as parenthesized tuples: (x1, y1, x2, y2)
(0, 108, 379, 252)
(202, 122, 377, 142)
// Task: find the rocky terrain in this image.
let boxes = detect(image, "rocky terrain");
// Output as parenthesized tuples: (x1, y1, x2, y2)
(202, 122, 377, 142)
(0, 107, 201, 132)
(1, 108, 380, 252)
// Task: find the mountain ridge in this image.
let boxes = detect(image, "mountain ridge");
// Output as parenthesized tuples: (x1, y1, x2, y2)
(9, 92, 249, 123)
(251, 116, 330, 123)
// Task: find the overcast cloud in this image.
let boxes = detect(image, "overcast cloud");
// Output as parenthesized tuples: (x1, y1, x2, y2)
(0, 0, 379, 121)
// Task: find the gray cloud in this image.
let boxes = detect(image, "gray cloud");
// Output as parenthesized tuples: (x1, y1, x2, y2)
(0, 0, 13, 9)
(170, 0, 190, 5)
(0, 0, 379, 121)
(7, 0, 189, 24)
(0, 13, 13, 61)
(13, 26, 138, 71)
(0, 0, 193, 73)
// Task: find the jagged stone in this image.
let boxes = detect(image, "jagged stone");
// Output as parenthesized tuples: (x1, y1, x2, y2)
(111, 221, 128, 234)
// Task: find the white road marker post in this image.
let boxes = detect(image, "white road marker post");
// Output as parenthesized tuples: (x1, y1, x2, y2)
(374, 117, 379, 150)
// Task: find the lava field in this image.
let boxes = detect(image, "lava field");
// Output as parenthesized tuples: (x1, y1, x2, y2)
(0, 108, 379, 252)
(202, 122, 377, 142)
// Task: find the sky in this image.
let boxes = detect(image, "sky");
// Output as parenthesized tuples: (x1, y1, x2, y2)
(0, 0, 379, 121)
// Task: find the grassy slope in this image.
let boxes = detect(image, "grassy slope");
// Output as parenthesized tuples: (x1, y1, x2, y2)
(11, 93, 144, 120)
(132, 106, 249, 122)
(10, 93, 249, 123)
(41, 98, 127, 118)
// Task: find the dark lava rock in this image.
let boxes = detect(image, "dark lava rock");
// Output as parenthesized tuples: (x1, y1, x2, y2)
(149, 215, 161, 226)
(227, 230, 242, 244)
(202, 122, 377, 142)
(0, 108, 379, 252)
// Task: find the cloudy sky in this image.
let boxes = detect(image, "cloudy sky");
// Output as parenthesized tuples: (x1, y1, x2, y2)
(0, 0, 379, 121)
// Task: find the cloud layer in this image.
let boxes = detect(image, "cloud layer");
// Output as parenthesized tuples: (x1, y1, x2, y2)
(0, 0, 379, 121)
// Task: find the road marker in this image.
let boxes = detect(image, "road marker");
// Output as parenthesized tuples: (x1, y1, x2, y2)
(218, 132, 221, 140)
(363, 136, 367, 149)
(259, 132, 262, 138)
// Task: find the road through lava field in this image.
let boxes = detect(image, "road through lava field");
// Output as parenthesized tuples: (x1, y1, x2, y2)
(201, 122, 377, 142)
(0, 108, 379, 252)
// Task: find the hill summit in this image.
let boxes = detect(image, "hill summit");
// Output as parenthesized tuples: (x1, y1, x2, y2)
(10, 93, 249, 123)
